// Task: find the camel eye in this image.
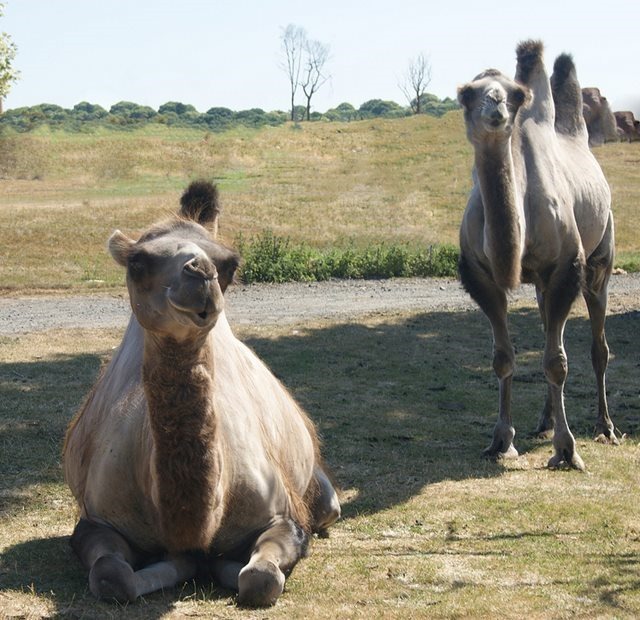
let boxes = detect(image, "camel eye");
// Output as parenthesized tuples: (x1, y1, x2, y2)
(128, 253, 149, 282)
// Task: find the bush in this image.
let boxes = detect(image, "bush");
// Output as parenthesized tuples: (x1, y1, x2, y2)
(236, 231, 459, 283)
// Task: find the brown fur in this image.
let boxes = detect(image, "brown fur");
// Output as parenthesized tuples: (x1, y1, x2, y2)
(63, 181, 340, 605)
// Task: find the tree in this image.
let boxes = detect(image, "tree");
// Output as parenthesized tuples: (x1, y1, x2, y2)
(399, 53, 432, 114)
(279, 24, 306, 122)
(300, 38, 330, 121)
(0, 2, 19, 114)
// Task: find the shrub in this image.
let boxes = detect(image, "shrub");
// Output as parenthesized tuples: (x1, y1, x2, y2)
(236, 231, 459, 283)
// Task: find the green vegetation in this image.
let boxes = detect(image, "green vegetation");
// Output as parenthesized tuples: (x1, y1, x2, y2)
(0, 114, 638, 293)
(0, 94, 460, 133)
(237, 231, 458, 282)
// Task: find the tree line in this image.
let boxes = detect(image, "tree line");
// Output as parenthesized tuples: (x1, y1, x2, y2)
(0, 95, 459, 133)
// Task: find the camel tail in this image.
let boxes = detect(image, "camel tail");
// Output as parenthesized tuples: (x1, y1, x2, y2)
(180, 180, 221, 229)
(550, 53, 586, 137)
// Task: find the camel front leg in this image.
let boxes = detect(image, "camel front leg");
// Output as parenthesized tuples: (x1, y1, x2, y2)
(237, 517, 309, 607)
(459, 254, 517, 459)
(70, 518, 197, 603)
(484, 315, 518, 459)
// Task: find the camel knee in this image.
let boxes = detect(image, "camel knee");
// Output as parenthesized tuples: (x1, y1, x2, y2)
(493, 349, 514, 380)
(544, 352, 568, 387)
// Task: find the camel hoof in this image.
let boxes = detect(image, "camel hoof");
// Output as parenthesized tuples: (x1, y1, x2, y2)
(594, 432, 620, 446)
(237, 560, 285, 607)
(547, 450, 585, 472)
(89, 554, 137, 603)
(483, 444, 518, 461)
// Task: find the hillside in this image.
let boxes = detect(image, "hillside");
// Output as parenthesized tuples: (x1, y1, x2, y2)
(0, 113, 638, 291)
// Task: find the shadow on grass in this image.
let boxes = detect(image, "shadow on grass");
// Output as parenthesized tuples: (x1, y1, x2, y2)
(0, 304, 638, 614)
(243, 306, 640, 518)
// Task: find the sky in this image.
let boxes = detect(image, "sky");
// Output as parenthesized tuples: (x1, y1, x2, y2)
(2, 0, 639, 117)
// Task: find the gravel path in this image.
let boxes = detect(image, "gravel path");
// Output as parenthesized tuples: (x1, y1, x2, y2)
(1, 274, 639, 335)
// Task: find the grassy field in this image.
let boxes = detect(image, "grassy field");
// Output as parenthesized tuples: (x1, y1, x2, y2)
(1, 298, 640, 618)
(0, 115, 639, 292)
(1, 116, 640, 617)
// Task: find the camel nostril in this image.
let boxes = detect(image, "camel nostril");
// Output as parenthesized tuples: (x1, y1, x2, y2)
(183, 258, 214, 281)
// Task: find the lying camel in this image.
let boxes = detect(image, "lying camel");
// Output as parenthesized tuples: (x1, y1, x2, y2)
(457, 41, 617, 469)
(63, 181, 340, 606)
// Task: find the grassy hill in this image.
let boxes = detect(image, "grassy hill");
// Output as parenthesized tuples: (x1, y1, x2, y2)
(0, 114, 638, 291)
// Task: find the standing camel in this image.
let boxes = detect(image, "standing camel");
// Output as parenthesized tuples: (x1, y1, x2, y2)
(63, 181, 340, 606)
(457, 40, 617, 469)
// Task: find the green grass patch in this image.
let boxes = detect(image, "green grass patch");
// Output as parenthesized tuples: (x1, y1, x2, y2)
(2, 299, 640, 617)
(0, 117, 639, 293)
(236, 231, 459, 283)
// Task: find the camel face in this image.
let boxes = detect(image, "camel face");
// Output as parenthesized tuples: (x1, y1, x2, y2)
(109, 221, 235, 340)
(458, 71, 528, 143)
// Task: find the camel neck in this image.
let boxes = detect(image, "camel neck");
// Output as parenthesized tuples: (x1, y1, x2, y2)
(474, 140, 522, 289)
(142, 334, 221, 551)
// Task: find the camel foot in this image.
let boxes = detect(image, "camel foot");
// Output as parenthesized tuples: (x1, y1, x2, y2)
(237, 559, 285, 607)
(483, 443, 518, 461)
(547, 449, 585, 472)
(89, 554, 137, 603)
(593, 424, 620, 445)
(594, 432, 620, 445)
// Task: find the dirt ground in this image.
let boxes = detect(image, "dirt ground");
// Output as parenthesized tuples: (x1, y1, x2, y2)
(1, 273, 639, 335)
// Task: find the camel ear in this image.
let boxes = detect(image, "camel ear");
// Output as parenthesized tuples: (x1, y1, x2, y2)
(457, 84, 476, 110)
(180, 180, 221, 230)
(108, 230, 135, 267)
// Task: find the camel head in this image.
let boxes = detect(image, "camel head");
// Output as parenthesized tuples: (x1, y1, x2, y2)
(457, 69, 529, 145)
(108, 182, 240, 340)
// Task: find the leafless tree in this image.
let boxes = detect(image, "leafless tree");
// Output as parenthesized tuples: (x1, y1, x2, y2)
(300, 38, 330, 121)
(279, 24, 306, 121)
(399, 53, 432, 114)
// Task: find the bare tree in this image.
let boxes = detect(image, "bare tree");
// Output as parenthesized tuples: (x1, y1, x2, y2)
(279, 24, 306, 121)
(300, 38, 330, 121)
(399, 53, 432, 114)
(0, 2, 19, 114)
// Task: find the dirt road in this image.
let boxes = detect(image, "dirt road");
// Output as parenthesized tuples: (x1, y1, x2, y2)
(1, 274, 639, 335)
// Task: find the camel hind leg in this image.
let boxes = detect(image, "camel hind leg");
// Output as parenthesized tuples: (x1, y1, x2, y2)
(584, 214, 617, 443)
(70, 519, 196, 603)
(309, 465, 341, 534)
(539, 255, 585, 470)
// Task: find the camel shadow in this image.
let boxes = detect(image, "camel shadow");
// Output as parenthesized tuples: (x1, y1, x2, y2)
(243, 305, 640, 518)
(0, 303, 638, 614)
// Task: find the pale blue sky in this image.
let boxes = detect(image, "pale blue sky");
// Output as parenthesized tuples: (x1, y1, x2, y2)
(3, 0, 639, 116)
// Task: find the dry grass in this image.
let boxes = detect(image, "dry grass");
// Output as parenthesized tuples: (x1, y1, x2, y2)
(1, 294, 640, 618)
(1, 118, 638, 292)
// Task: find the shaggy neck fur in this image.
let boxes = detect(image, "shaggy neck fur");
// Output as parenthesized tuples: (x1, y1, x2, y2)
(142, 333, 222, 552)
(474, 137, 522, 290)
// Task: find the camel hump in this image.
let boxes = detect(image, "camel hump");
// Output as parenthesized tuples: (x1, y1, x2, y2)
(550, 53, 586, 137)
(515, 39, 544, 85)
(180, 180, 221, 226)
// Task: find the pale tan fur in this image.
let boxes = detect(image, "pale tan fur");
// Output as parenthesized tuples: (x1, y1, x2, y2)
(457, 41, 616, 469)
(63, 182, 339, 607)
